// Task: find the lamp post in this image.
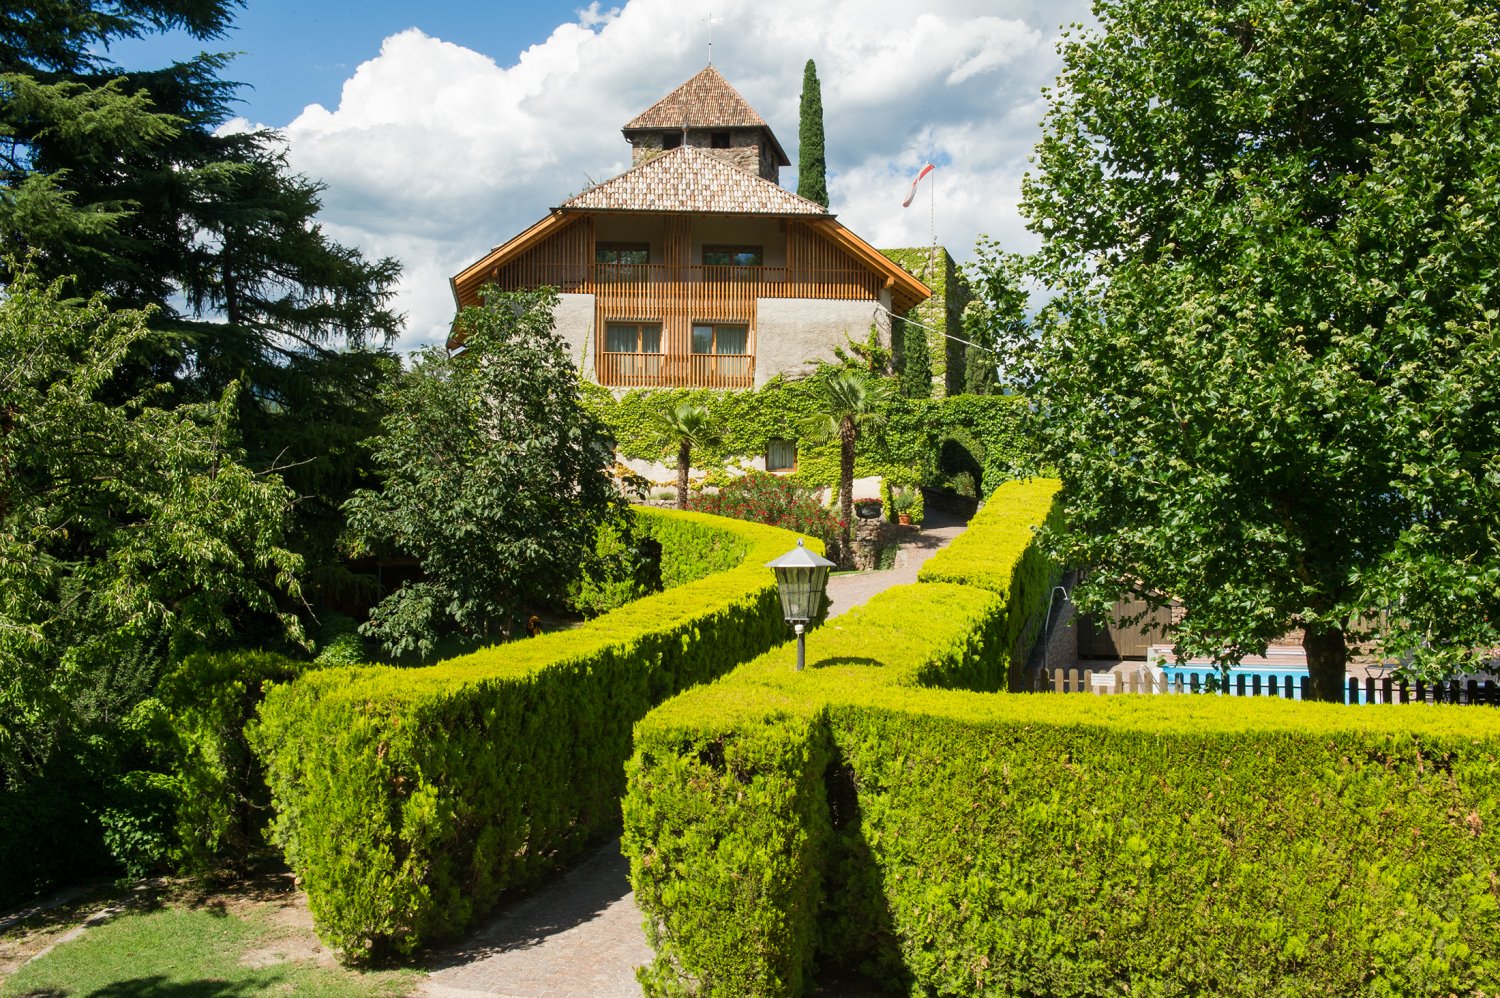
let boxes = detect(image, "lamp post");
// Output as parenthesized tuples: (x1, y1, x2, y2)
(767, 538, 835, 671)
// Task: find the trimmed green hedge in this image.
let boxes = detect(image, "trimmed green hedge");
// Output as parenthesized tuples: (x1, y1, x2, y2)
(624, 480, 1500, 996)
(919, 477, 1061, 689)
(252, 508, 815, 962)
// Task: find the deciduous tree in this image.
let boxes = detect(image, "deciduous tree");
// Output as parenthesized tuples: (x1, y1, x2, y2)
(0, 269, 302, 779)
(344, 288, 622, 658)
(1002, 0, 1500, 698)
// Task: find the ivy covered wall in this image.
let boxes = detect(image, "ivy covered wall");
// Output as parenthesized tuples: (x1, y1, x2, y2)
(880, 246, 973, 398)
(580, 378, 1028, 495)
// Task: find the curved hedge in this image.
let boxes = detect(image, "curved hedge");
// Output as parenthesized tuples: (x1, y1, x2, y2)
(624, 480, 1500, 996)
(252, 508, 816, 962)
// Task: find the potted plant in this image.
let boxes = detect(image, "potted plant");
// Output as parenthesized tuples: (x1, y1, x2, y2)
(854, 497, 883, 520)
(890, 486, 916, 525)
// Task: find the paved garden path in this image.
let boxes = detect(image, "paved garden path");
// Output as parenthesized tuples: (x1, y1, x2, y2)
(823, 507, 969, 619)
(419, 509, 971, 997)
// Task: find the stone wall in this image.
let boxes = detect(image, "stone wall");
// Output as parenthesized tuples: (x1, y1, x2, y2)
(881, 246, 973, 397)
(628, 127, 779, 182)
(852, 517, 892, 571)
(553, 293, 596, 378)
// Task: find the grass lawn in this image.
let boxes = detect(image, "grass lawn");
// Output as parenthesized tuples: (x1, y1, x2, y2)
(1, 877, 419, 997)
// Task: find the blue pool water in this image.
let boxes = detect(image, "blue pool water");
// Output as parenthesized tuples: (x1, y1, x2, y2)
(1155, 665, 1378, 704)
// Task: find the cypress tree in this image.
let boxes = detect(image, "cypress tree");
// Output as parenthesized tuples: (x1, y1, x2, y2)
(797, 59, 828, 208)
(899, 314, 932, 399)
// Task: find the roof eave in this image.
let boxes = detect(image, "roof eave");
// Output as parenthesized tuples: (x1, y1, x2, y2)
(450, 209, 573, 310)
(808, 218, 933, 310)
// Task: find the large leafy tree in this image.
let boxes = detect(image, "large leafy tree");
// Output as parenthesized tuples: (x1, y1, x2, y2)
(961, 243, 1030, 397)
(803, 369, 892, 566)
(797, 59, 828, 208)
(1003, 0, 1500, 698)
(0, 269, 302, 780)
(1, 1, 402, 595)
(344, 288, 623, 659)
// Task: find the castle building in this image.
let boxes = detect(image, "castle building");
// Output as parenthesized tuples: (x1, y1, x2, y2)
(449, 65, 931, 390)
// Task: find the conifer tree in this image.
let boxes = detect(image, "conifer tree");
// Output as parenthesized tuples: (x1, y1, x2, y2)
(899, 315, 932, 399)
(797, 59, 828, 208)
(0, 1, 402, 601)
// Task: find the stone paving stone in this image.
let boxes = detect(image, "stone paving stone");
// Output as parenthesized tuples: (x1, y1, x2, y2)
(823, 507, 969, 619)
(419, 840, 649, 998)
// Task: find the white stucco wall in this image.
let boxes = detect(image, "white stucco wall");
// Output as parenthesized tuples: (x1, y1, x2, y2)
(554, 293, 596, 378)
(753, 297, 887, 387)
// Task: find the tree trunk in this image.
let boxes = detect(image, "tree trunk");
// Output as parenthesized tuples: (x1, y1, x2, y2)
(676, 442, 691, 510)
(839, 427, 855, 568)
(1302, 622, 1349, 703)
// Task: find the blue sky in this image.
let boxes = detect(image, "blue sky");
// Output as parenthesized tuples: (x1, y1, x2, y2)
(104, 1, 590, 126)
(105, 1, 1092, 350)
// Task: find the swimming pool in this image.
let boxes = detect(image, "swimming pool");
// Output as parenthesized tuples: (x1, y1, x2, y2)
(1154, 664, 1311, 699)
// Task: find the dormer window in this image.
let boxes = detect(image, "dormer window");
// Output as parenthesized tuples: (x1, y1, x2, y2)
(711, 131, 730, 149)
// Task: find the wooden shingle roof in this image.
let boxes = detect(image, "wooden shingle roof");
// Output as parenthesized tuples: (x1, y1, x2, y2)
(625, 65, 767, 130)
(560, 146, 828, 215)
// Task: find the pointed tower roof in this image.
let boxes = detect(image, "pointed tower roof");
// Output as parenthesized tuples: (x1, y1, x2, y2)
(624, 66, 791, 166)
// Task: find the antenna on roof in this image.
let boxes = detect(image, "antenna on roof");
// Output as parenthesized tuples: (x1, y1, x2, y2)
(704, 12, 714, 64)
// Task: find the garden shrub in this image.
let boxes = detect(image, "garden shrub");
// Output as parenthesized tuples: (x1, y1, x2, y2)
(634, 507, 752, 588)
(625, 479, 1500, 996)
(0, 650, 304, 903)
(920, 477, 1062, 688)
(99, 651, 307, 878)
(0, 740, 115, 906)
(879, 471, 924, 526)
(155, 651, 306, 873)
(251, 508, 815, 962)
(313, 613, 367, 667)
(567, 516, 663, 617)
(689, 471, 841, 549)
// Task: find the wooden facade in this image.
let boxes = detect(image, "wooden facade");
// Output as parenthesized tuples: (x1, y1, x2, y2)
(464, 214, 897, 389)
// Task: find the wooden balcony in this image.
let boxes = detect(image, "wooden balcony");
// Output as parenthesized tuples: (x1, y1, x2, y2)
(598, 351, 753, 389)
(484, 258, 879, 390)
(494, 262, 883, 302)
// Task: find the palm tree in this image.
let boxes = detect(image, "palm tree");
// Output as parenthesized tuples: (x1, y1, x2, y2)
(803, 370, 892, 566)
(652, 402, 720, 509)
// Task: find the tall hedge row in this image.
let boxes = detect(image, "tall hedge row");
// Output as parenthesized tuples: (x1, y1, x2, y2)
(624, 479, 1500, 996)
(918, 477, 1061, 689)
(252, 508, 814, 962)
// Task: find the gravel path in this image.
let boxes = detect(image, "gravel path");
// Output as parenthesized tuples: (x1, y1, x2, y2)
(418, 508, 972, 996)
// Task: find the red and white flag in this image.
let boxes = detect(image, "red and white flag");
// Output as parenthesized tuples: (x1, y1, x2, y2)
(901, 163, 935, 208)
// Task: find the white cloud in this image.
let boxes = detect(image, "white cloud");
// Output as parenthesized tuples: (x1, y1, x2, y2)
(259, 0, 1092, 351)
